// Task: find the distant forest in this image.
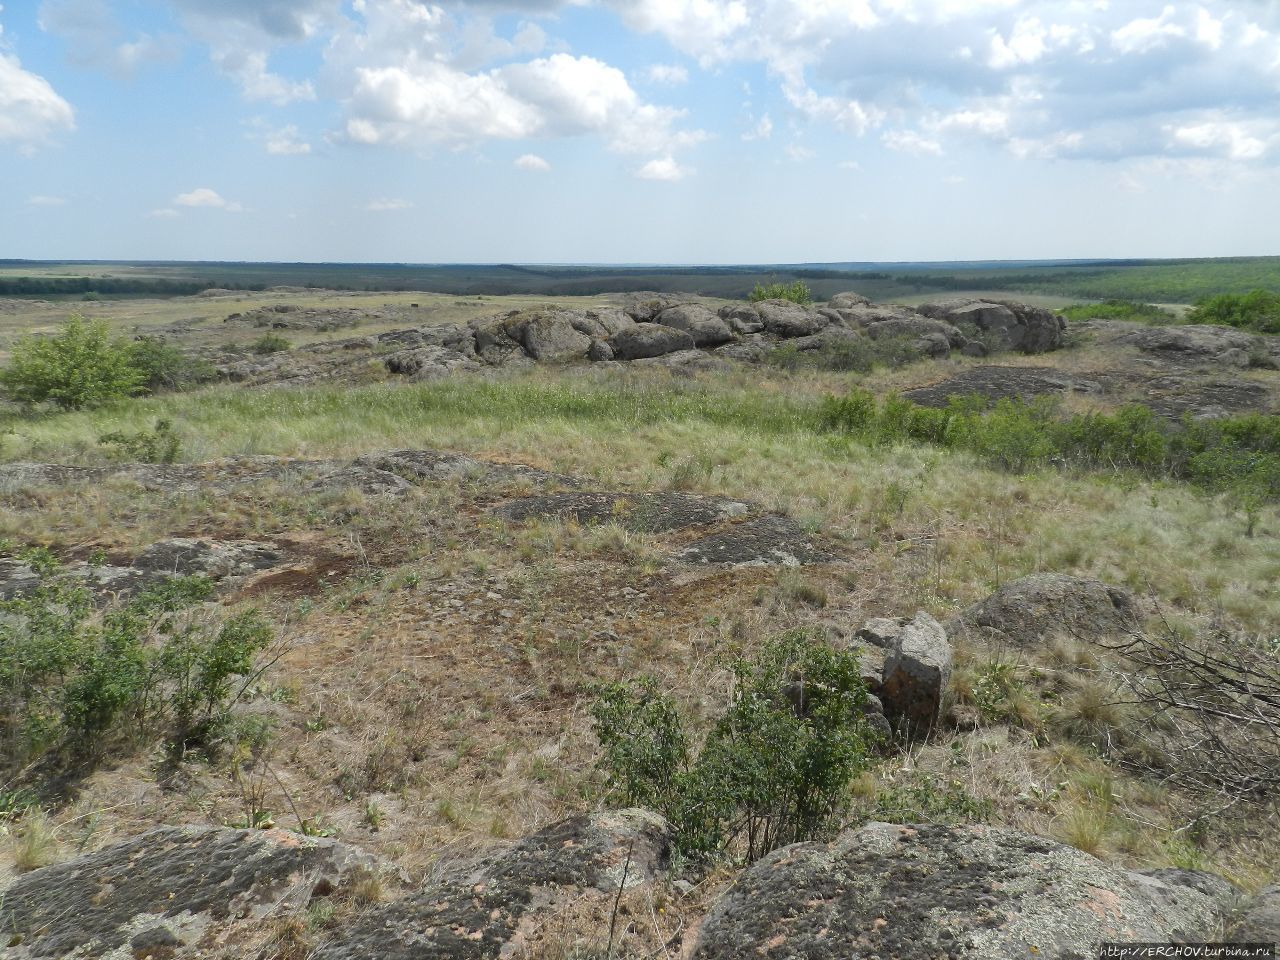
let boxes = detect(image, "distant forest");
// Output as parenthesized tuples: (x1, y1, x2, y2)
(1, 256, 1277, 303)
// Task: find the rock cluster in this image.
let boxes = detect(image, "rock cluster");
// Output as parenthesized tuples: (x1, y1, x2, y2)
(949, 573, 1139, 647)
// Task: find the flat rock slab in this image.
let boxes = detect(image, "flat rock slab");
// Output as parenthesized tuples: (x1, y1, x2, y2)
(676, 515, 836, 567)
(950, 573, 1139, 647)
(314, 810, 671, 960)
(693, 822, 1231, 960)
(903, 366, 1085, 408)
(496, 491, 750, 532)
(357, 449, 577, 488)
(0, 826, 381, 959)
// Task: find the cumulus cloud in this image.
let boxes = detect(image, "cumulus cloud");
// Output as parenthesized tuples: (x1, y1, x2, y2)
(38, 0, 180, 77)
(882, 130, 943, 156)
(174, 187, 243, 211)
(327, 3, 706, 169)
(0, 32, 76, 151)
(515, 152, 550, 171)
(635, 156, 690, 180)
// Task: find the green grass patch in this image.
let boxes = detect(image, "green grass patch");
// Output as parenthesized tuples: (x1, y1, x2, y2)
(1059, 300, 1175, 324)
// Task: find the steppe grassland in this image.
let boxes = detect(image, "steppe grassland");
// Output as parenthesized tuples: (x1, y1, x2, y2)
(2, 360, 1277, 891)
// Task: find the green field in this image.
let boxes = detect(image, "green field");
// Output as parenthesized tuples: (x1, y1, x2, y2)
(2, 256, 1278, 304)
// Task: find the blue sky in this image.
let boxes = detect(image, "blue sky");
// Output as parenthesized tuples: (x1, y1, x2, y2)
(2, 0, 1279, 263)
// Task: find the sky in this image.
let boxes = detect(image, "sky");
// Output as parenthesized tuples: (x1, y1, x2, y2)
(1, 0, 1279, 263)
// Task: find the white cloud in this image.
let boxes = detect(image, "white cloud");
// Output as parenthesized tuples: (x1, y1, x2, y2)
(742, 113, 772, 140)
(645, 63, 688, 85)
(784, 143, 814, 161)
(0, 51, 76, 150)
(364, 197, 413, 211)
(265, 124, 312, 154)
(635, 156, 690, 180)
(838, 159, 862, 170)
(147, 207, 179, 218)
(174, 187, 244, 211)
(515, 152, 551, 171)
(1111, 6, 1186, 55)
(27, 194, 67, 205)
(882, 130, 943, 156)
(1170, 119, 1271, 161)
(213, 48, 315, 104)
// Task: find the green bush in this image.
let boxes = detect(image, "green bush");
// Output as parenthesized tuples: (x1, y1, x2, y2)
(99, 418, 182, 464)
(1186, 289, 1280, 334)
(127, 336, 217, 391)
(1059, 300, 1175, 324)
(0, 568, 272, 772)
(0, 315, 145, 409)
(250, 333, 292, 355)
(591, 631, 877, 862)
(748, 280, 812, 306)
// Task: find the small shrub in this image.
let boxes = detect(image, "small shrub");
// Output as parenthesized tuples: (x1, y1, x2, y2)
(127, 336, 217, 392)
(250, 333, 292, 355)
(1059, 300, 1175, 324)
(1186, 289, 1280, 334)
(592, 631, 877, 862)
(748, 280, 812, 305)
(0, 315, 145, 409)
(10, 808, 59, 872)
(766, 335, 919, 373)
(868, 774, 992, 825)
(99, 418, 182, 464)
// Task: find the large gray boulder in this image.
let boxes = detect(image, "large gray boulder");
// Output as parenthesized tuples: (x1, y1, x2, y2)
(584, 308, 636, 337)
(521, 311, 592, 361)
(718, 303, 766, 334)
(752, 300, 831, 338)
(950, 573, 1139, 647)
(314, 810, 671, 960)
(864, 314, 967, 348)
(693, 822, 1233, 960)
(610, 322, 695, 360)
(622, 292, 682, 323)
(656, 304, 735, 347)
(919, 299, 1065, 353)
(879, 611, 951, 734)
(828, 291, 872, 308)
(469, 312, 528, 365)
(0, 826, 383, 959)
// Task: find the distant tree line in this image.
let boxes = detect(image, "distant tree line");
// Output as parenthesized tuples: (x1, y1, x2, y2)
(0, 277, 264, 297)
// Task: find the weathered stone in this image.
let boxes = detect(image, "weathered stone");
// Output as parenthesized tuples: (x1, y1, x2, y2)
(0, 826, 382, 959)
(314, 810, 671, 960)
(718, 304, 765, 334)
(587, 338, 614, 361)
(521, 311, 592, 361)
(133, 538, 282, 579)
(0, 558, 41, 599)
(856, 617, 905, 649)
(950, 573, 1139, 647)
(1229, 884, 1280, 947)
(918, 299, 1065, 353)
(865, 314, 967, 348)
(752, 300, 830, 338)
(1120, 324, 1276, 368)
(879, 611, 951, 734)
(656, 305, 736, 347)
(693, 822, 1230, 960)
(584, 308, 637, 337)
(496, 491, 749, 532)
(676, 516, 835, 566)
(622, 293, 682, 323)
(828, 291, 872, 308)
(609, 323, 695, 360)
(785, 326, 865, 351)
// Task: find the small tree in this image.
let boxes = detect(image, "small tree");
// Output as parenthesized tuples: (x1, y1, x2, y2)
(1, 315, 145, 409)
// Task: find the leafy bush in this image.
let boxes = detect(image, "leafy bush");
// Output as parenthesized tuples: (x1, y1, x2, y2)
(127, 336, 217, 391)
(0, 315, 145, 409)
(1059, 300, 1175, 324)
(748, 280, 812, 306)
(250, 333, 292, 355)
(592, 631, 877, 862)
(869, 774, 993, 825)
(1186, 289, 1280, 334)
(99, 418, 182, 463)
(0, 569, 272, 773)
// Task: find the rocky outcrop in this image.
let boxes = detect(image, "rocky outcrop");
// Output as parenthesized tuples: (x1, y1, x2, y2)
(919, 298, 1065, 353)
(609, 322, 696, 360)
(878, 611, 952, 734)
(313, 810, 671, 960)
(1119, 323, 1277, 368)
(656, 304, 736, 347)
(0, 826, 383, 959)
(675, 515, 836, 567)
(521, 311, 593, 361)
(693, 822, 1234, 959)
(752, 300, 831, 338)
(828, 291, 872, 309)
(951, 573, 1140, 646)
(497, 491, 749, 532)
